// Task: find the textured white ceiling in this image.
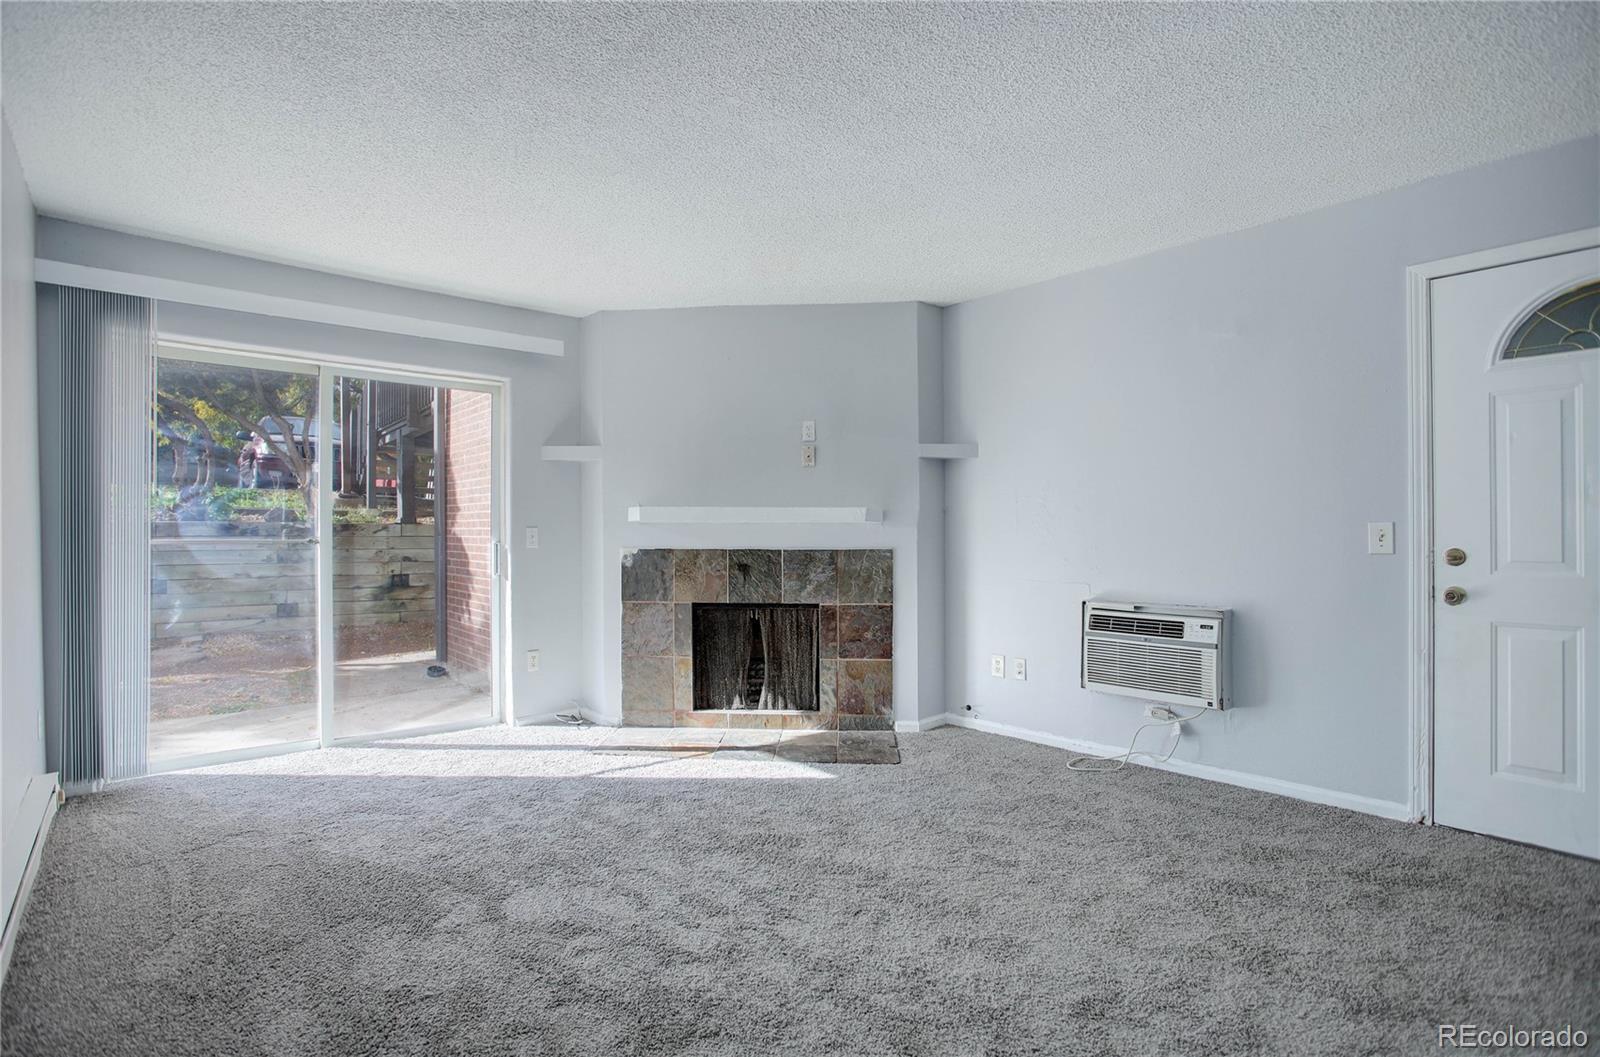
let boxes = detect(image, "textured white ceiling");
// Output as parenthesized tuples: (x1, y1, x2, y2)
(3, 2, 1596, 317)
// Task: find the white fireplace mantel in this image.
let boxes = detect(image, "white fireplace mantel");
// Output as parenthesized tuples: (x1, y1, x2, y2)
(626, 506, 883, 525)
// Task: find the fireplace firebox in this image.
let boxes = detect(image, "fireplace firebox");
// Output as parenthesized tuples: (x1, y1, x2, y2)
(691, 603, 820, 710)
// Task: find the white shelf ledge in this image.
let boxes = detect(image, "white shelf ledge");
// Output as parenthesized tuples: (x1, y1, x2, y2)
(627, 506, 882, 525)
(918, 443, 979, 459)
(541, 445, 602, 462)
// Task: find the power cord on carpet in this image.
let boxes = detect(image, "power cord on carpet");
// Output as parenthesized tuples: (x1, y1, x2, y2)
(1065, 704, 1210, 773)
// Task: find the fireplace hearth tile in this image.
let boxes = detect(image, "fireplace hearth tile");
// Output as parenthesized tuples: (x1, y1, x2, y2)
(840, 731, 895, 746)
(839, 549, 893, 604)
(727, 712, 784, 729)
(838, 605, 893, 659)
(674, 549, 729, 602)
(621, 656, 674, 712)
(819, 606, 838, 658)
(780, 711, 836, 730)
(776, 729, 838, 762)
(673, 708, 726, 729)
(839, 731, 900, 764)
(594, 726, 896, 763)
(621, 549, 673, 602)
(838, 714, 893, 731)
(621, 710, 675, 728)
(721, 728, 782, 748)
(622, 602, 675, 657)
(781, 730, 838, 747)
(727, 549, 782, 603)
(673, 658, 694, 712)
(838, 659, 892, 716)
(674, 604, 693, 656)
(781, 550, 838, 603)
(603, 726, 683, 746)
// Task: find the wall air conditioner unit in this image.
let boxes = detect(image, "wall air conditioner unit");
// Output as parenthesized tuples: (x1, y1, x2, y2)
(1081, 600, 1228, 710)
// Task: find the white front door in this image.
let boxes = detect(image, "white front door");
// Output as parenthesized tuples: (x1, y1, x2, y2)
(1432, 245, 1600, 857)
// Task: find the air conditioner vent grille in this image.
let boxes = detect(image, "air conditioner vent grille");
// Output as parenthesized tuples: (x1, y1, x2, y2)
(1086, 612, 1186, 638)
(1084, 640, 1217, 700)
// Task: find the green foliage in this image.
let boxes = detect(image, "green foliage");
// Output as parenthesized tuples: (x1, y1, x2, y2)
(149, 485, 396, 525)
(203, 487, 307, 521)
(333, 506, 385, 525)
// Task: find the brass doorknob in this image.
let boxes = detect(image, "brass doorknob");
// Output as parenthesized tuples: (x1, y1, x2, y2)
(1443, 587, 1467, 606)
(1444, 547, 1466, 567)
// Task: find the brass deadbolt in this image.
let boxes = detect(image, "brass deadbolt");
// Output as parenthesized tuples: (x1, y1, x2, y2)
(1444, 547, 1467, 567)
(1443, 587, 1467, 606)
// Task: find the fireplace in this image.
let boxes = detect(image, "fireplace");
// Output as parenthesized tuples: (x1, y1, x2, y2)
(620, 548, 893, 729)
(692, 604, 819, 710)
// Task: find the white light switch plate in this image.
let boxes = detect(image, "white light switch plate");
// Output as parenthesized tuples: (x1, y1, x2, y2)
(801, 444, 816, 467)
(526, 649, 540, 672)
(1011, 657, 1027, 680)
(801, 420, 816, 442)
(990, 654, 1005, 678)
(1367, 521, 1394, 555)
(525, 526, 540, 549)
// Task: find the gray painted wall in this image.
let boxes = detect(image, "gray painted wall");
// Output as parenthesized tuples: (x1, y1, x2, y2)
(578, 303, 945, 721)
(942, 136, 1600, 807)
(1, 119, 46, 874)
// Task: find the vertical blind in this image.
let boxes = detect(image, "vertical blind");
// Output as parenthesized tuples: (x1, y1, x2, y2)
(41, 285, 153, 793)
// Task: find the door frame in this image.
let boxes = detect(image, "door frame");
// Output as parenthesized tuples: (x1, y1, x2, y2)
(149, 338, 511, 769)
(1404, 227, 1600, 825)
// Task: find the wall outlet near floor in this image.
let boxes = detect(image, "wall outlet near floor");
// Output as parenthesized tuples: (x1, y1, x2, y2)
(1011, 657, 1027, 680)
(525, 526, 540, 549)
(1367, 521, 1394, 555)
(990, 654, 1006, 678)
(801, 443, 816, 467)
(801, 419, 816, 442)
(526, 649, 540, 672)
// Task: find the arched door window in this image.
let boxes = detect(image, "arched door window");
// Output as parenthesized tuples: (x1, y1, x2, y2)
(1501, 279, 1600, 360)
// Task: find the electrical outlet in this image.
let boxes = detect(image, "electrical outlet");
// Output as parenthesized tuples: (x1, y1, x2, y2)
(1011, 657, 1027, 680)
(990, 654, 1006, 678)
(526, 649, 540, 673)
(525, 526, 540, 549)
(801, 444, 816, 467)
(1367, 521, 1394, 555)
(801, 420, 816, 442)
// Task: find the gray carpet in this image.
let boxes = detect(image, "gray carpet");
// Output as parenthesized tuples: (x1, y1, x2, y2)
(4, 725, 1597, 1056)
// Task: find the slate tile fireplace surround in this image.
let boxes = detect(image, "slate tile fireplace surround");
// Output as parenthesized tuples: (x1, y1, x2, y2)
(621, 548, 893, 730)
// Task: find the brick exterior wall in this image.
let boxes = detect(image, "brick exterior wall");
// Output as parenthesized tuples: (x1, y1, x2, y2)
(441, 389, 494, 675)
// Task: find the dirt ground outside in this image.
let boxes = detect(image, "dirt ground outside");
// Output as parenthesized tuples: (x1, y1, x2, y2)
(150, 622, 437, 721)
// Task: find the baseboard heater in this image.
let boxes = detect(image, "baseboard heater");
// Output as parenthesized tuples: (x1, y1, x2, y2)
(1081, 599, 1228, 710)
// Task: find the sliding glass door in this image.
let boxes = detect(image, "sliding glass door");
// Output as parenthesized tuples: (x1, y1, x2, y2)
(149, 349, 323, 765)
(148, 346, 500, 768)
(328, 371, 497, 740)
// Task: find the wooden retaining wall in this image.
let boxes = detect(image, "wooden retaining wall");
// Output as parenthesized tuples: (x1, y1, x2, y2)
(150, 523, 435, 640)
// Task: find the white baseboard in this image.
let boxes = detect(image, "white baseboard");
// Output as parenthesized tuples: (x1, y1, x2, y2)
(941, 714, 1410, 822)
(894, 715, 950, 733)
(580, 708, 622, 727)
(2, 773, 61, 984)
(514, 708, 616, 728)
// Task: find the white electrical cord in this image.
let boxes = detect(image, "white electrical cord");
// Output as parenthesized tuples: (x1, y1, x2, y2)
(1065, 704, 1210, 773)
